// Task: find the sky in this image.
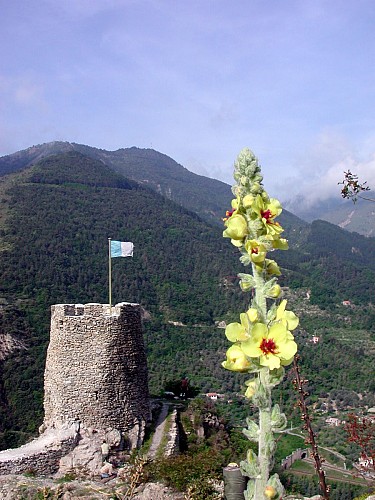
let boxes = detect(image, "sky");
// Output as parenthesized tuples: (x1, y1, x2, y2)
(1, 0, 375, 207)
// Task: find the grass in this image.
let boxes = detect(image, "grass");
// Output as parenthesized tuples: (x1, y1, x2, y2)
(274, 433, 306, 466)
(290, 459, 314, 473)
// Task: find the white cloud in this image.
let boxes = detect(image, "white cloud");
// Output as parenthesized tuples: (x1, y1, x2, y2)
(0, 74, 47, 110)
(279, 130, 375, 209)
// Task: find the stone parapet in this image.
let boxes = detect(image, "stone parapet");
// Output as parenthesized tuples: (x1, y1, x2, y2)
(0, 423, 79, 475)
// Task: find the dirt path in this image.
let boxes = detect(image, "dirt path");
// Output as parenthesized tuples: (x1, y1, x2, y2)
(147, 403, 169, 460)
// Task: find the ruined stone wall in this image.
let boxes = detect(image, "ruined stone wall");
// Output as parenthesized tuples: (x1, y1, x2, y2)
(281, 448, 309, 470)
(43, 302, 150, 434)
(0, 435, 78, 475)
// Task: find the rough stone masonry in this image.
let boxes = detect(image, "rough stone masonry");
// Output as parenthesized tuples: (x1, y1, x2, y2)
(0, 302, 150, 475)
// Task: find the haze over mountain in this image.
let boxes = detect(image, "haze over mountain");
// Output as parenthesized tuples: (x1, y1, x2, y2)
(284, 195, 375, 237)
(2, 141, 374, 237)
(0, 144, 374, 450)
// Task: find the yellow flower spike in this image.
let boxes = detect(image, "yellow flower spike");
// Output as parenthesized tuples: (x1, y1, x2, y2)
(222, 345, 252, 372)
(223, 148, 299, 494)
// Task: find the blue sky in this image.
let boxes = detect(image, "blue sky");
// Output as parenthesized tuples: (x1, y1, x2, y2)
(1, 0, 375, 206)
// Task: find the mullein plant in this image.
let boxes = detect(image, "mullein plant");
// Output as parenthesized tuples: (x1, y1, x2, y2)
(222, 148, 299, 500)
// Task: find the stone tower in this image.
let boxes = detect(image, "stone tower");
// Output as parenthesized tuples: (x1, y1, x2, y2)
(43, 302, 150, 445)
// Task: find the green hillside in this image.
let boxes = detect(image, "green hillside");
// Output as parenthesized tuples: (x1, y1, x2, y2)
(0, 149, 374, 451)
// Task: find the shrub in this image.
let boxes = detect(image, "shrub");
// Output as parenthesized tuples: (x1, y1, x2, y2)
(148, 448, 223, 493)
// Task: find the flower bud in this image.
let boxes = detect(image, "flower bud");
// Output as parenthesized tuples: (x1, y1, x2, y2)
(264, 485, 277, 498)
(243, 194, 254, 208)
(250, 182, 261, 194)
(222, 345, 252, 372)
(246, 308, 258, 322)
(245, 380, 257, 399)
(267, 284, 281, 298)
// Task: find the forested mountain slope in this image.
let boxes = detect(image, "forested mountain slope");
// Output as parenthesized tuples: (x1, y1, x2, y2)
(0, 150, 374, 450)
(0, 142, 232, 226)
(0, 141, 308, 235)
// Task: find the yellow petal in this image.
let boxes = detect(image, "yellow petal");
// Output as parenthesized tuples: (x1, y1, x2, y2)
(223, 214, 248, 240)
(260, 353, 281, 370)
(225, 322, 245, 342)
(246, 308, 259, 323)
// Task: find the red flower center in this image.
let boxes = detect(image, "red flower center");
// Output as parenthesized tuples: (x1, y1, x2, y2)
(261, 209, 273, 223)
(260, 337, 278, 355)
(223, 208, 236, 222)
(252, 247, 259, 254)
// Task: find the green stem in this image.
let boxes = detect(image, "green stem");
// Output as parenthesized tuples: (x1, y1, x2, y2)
(251, 264, 273, 499)
(252, 264, 267, 322)
(253, 368, 273, 499)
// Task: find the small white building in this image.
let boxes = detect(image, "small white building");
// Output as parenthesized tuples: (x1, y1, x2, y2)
(206, 392, 224, 401)
(325, 417, 342, 427)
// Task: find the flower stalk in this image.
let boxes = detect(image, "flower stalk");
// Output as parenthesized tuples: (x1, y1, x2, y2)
(222, 148, 298, 500)
(293, 355, 330, 499)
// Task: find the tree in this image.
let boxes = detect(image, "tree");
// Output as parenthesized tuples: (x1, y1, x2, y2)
(339, 170, 374, 203)
(344, 414, 375, 477)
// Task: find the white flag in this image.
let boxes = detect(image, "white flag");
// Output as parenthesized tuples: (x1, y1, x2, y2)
(110, 240, 134, 258)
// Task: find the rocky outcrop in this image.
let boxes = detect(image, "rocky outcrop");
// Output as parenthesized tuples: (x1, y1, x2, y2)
(0, 333, 25, 361)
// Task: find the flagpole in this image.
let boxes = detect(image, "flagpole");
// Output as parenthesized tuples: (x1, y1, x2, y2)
(108, 238, 112, 314)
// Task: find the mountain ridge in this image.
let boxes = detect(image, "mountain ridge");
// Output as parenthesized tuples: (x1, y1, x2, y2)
(0, 141, 232, 227)
(0, 141, 309, 234)
(2, 141, 374, 236)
